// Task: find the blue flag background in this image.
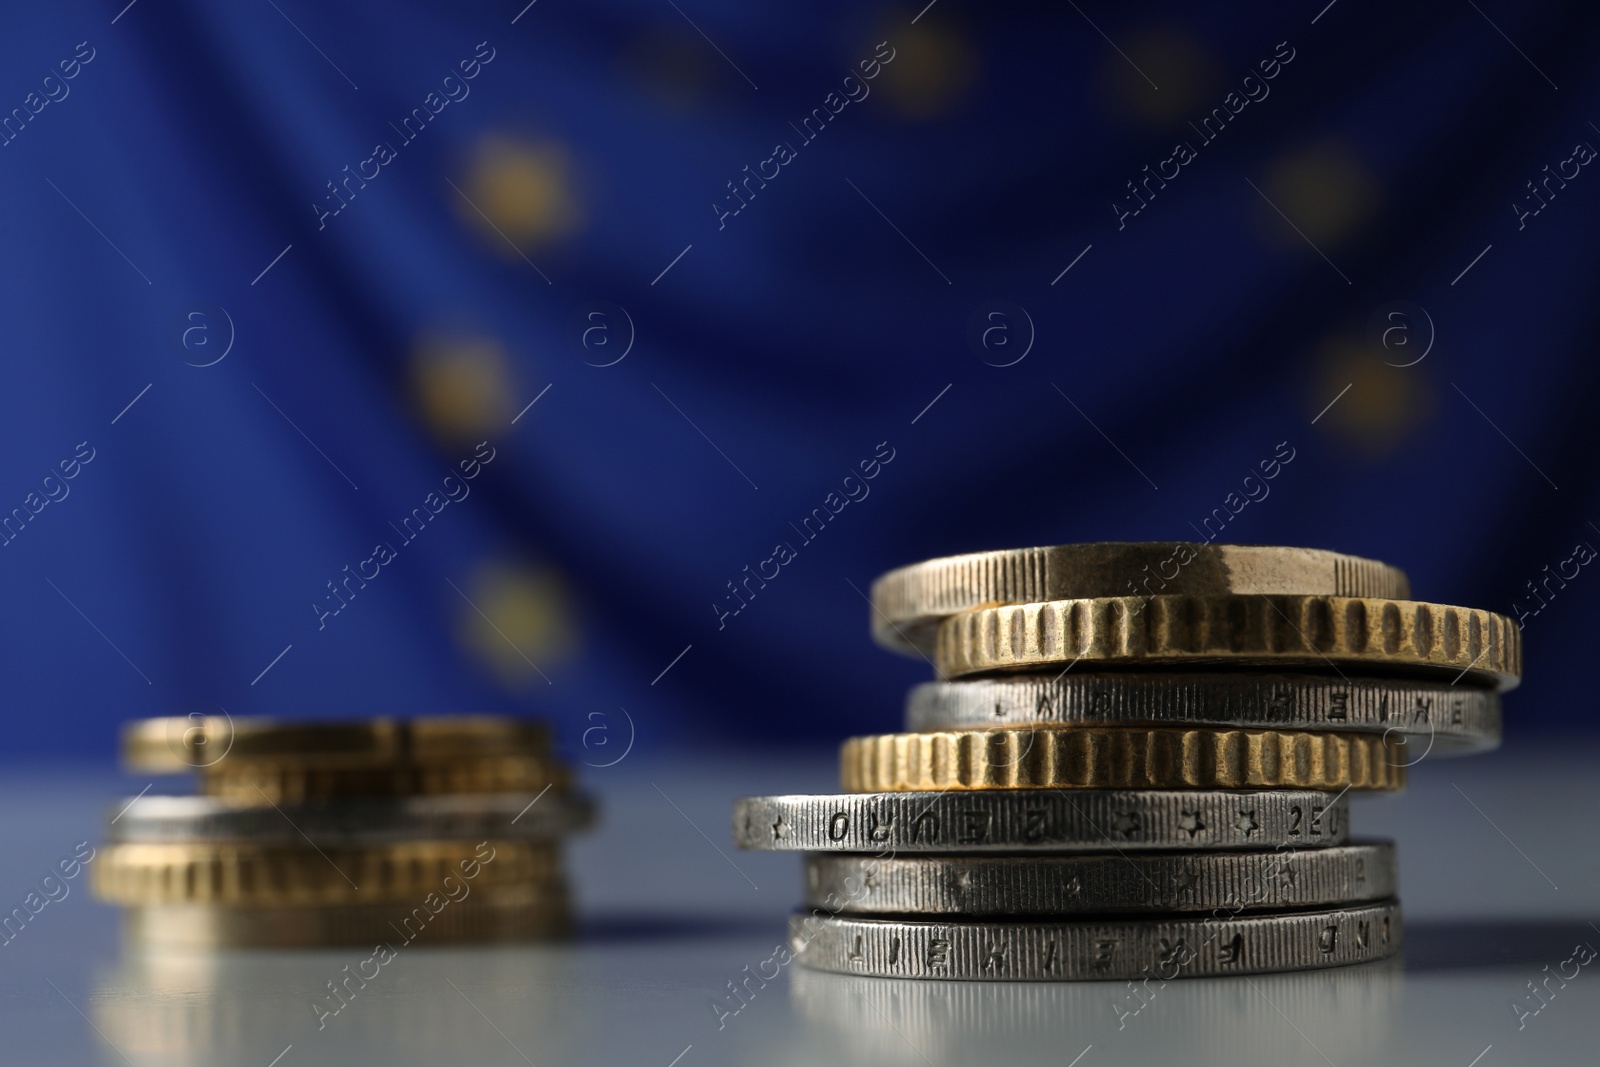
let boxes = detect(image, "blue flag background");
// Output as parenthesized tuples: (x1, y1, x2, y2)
(0, 0, 1594, 754)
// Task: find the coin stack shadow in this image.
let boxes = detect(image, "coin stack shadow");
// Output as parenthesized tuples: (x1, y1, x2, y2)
(94, 716, 593, 948)
(733, 543, 1518, 980)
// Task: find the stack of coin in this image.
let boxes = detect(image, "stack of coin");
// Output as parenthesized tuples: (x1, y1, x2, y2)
(95, 716, 593, 948)
(734, 543, 1518, 979)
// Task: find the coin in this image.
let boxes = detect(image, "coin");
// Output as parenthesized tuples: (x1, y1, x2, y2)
(840, 727, 1405, 792)
(119, 884, 571, 948)
(105, 792, 596, 845)
(905, 673, 1500, 754)
(123, 715, 551, 773)
(933, 595, 1520, 689)
(93, 839, 559, 906)
(733, 790, 1351, 852)
(198, 758, 570, 803)
(788, 901, 1402, 979)
(802, 842, 1396, 915)
(871, 544, 1411, 656)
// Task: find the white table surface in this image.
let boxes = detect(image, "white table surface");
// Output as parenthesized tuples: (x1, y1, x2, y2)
(1, 737, 1596, 1066)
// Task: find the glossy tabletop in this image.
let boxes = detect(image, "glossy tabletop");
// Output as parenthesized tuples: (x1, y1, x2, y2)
(0, 737, 1595, 1066)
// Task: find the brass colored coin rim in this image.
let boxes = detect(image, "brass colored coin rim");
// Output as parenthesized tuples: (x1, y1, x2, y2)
(932, 595, 1520, 690)
(871, 543, 1412, 656)
(839, 727, 1407, 793)
(198, 758, 571, 804)
(120, 887, 571, 948)
(122, 715, 552, 773)
(92, 839, 560, 906)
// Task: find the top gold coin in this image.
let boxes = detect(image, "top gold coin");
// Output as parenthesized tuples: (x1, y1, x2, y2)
(122, 715, 551, 773)
(870, 543, 1411, 656)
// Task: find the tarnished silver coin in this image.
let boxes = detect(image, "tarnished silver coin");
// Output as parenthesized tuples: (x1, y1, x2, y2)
(733, 790, 1349, 852)
(906, 674, 1499, 756)
(803, 842, 1396, 915)
(105, 792, 596, 845)
(789, 901, 1402, 980)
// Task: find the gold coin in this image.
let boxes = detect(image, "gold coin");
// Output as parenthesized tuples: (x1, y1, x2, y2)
(92, 839, 559, 907)
(933, 595, 1520, 689)
(199, 757, 570, 803)
(839, 727, 1406, 792)
(118, 885, 570, 948)
(123, 715, 551, 773)
(871, 544, 1411, 655)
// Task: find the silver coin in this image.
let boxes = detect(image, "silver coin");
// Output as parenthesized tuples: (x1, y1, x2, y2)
(733, 790, 1350, 853)
(803, 842, 1396, 916)
(789, 901, 1403, 980)
(906, 674, 1499, 755)
(105, 792, 596, 844)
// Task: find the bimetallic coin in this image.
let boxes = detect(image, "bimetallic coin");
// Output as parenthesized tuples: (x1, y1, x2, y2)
(123, 715, 551, 773)
(906, 674, 1500, 755)
(732, 791, 1351, 852)
(198, 757, 569, 803)
(93, 839, 557, 906)
(933, 595, 1520, 689)
(104, 792, 596, 845)
(840, 727, 1405, 792)
(871, 543, 1410, 656)
(120, 884, 570, 948)
(789, 902, 1403, 980)
(802, 842, 1397, 915)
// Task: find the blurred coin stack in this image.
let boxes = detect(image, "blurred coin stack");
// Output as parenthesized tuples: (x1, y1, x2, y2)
(735, 543, 1518, 979)
(95, 716, 593, 948)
